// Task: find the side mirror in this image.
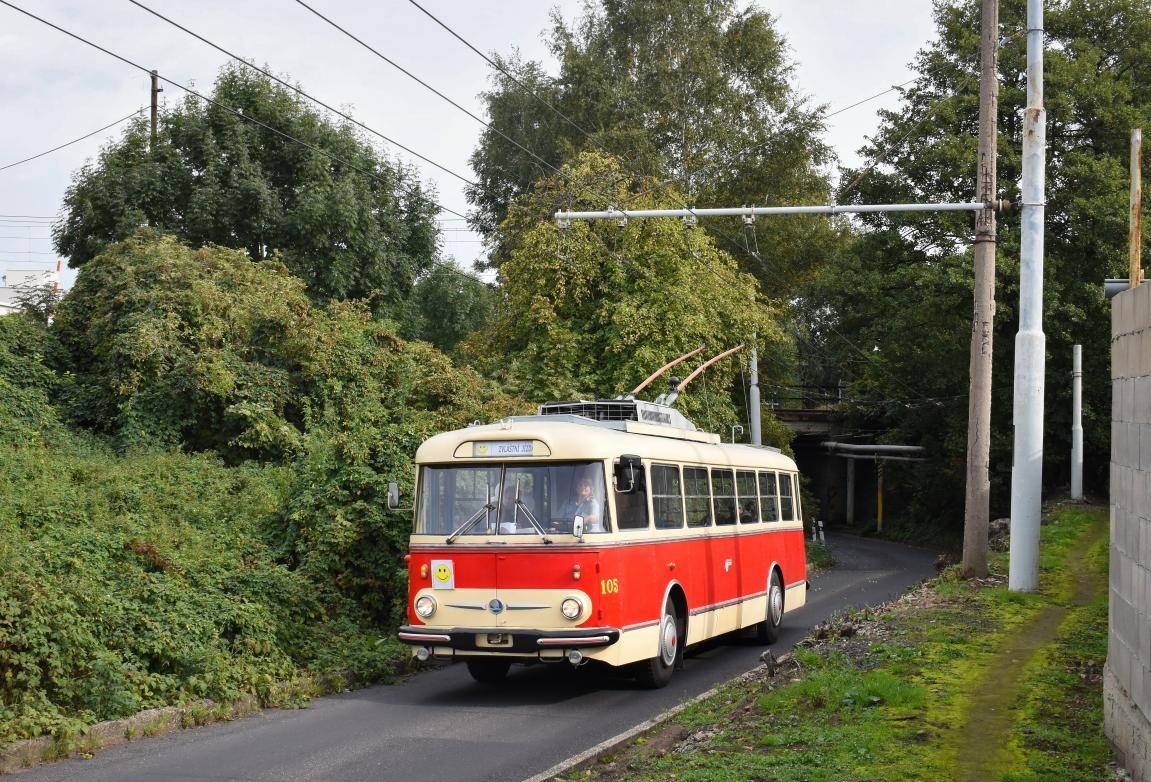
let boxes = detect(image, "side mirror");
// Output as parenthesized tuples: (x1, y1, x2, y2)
(387, 481, 401, 510)
(614, 454, 642, 493)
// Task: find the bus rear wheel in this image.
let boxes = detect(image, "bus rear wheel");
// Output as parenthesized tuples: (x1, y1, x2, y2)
(466, 658, 511, 683)
(753, 570, 784, 644)
(635, 598, 681, 689)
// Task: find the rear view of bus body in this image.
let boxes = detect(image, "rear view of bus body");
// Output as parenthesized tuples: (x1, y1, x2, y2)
(398, 399, 807, 687)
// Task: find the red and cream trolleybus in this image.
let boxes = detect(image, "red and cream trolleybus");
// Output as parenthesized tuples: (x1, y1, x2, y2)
(396, 396, 807, 687)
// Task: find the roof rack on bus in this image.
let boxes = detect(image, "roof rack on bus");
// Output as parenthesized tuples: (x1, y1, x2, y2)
(537, 398, 699, 431)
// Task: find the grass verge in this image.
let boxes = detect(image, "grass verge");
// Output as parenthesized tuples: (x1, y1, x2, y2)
(558, 505, 1111, 782)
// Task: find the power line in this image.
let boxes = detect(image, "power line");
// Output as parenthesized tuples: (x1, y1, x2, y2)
(404, 0, 597, 142)
(291, 2, 658, 292)
(119, 1, 498, 295)
(0, 2, 500, 292)
(0, 109, 143, 174)
(125, 0, 477, 189)
(840, 29, 1026, 199)
(292, 0, 561, 182)
(0, 0, 469, 222)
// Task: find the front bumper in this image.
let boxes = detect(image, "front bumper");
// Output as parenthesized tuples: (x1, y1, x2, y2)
(398, 625, 620, 654)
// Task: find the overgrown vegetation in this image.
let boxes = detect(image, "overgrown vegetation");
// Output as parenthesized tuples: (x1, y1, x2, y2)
(561, 506, 1111, 782)
(0, 231, 520, 744)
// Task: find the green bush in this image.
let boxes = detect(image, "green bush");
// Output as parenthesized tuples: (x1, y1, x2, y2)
(0, 445, 406, 743)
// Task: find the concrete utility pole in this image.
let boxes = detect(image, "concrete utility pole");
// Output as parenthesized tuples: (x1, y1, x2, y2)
(961, 0, 999, 578)
(150, 69, 162, 149)
(1008, 0, 1047, 592)
(1071, 344, 1083, 500)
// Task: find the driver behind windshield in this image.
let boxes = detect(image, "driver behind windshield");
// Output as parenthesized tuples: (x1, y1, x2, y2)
(568, 477, 603, 533)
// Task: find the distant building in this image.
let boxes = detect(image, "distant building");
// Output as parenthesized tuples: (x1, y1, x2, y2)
(0, 263, 60, 316)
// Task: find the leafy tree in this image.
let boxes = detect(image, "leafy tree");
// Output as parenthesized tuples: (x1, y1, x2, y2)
(52, 231, 312, 460)
(52, 231, 517, 464)
(468, 0, 839, 295)
(799, 0, 1151, 520)
(466, 151, 792, 438)
(54, 63, 439, 308)
(13, 284, 61, 326)
(405, 264, 496, 355)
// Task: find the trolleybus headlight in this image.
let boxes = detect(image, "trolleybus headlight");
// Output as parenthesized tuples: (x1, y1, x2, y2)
(561, 597, 583, 620)
(415, 595, 437, 618)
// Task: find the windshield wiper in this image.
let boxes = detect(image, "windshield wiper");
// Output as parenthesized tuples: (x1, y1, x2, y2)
(514, 499, 552, 544)
(446, 502, 496, 544)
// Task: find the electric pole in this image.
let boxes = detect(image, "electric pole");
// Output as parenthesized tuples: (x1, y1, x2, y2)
(150, 69, 162, 150)
(961, 0, 999, 578)
(1008, 0, 1047, 592)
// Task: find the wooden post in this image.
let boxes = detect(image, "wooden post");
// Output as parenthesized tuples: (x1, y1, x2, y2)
(962, 0, 999, 577)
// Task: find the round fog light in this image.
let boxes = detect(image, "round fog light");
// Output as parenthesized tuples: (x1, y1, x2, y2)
(567, 650, 584, 665)
(415, 595, 437, 618)
(561, 597, 582, 620)
(415, 646, 431, 661)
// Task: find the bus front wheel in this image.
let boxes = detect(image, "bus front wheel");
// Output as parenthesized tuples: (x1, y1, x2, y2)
(635, 598, 681, 688)
(753, 570, 784, 644)
(466, 658, 511, 683)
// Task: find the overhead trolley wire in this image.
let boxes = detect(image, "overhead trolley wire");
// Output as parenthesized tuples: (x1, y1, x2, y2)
(404, 0, 599, 143)
(0, 109, 144, 174)
(0, 1, 502, 291)
(125, 0, 476, 189)
(0, 0, 470, 222)
(292, 0, 560, 183)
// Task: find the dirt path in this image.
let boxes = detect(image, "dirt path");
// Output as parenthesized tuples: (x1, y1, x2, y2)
(951, 520, 1107, 782)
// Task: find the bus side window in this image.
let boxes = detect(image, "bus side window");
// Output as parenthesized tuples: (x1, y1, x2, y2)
(684, 466, 712, 527)
(652, 464, 685, 529)
(759, 471, 780, 522)
(736, 470, 759, 523)
(711, 469, 737, 525)
(779, 472, 796, 521)
(616, 464, 650, 530)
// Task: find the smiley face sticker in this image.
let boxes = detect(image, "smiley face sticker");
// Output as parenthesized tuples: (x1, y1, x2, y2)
(430, 559, 455, 590)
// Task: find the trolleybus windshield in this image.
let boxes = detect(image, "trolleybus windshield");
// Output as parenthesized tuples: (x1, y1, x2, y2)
(416, 462, 610, 536)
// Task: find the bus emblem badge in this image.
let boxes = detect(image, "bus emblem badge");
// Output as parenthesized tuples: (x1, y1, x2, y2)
(488, 598, 505, 614)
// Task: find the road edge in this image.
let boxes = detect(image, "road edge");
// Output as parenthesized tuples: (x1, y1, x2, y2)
(520, 663, 764, 782)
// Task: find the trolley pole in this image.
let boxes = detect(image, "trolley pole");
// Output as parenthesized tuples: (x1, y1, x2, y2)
(962, 0, 999, 578)
(1071, 344, 1083, 500)
(1008, 0, 1047, 592)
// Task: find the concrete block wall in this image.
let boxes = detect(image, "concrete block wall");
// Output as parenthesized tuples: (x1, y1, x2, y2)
(1107, 282, 1151, 780)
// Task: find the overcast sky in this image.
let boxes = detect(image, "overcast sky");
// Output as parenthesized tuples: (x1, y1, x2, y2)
(0, 1, 938, 289)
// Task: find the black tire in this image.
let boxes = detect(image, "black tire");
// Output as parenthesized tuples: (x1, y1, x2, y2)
(635, 598, 681, 689)
(466, 658, 511, 683)
(753, 570, 784, 644)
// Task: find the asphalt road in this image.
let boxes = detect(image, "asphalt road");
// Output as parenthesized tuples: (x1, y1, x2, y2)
(14, 534, 936, 782)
